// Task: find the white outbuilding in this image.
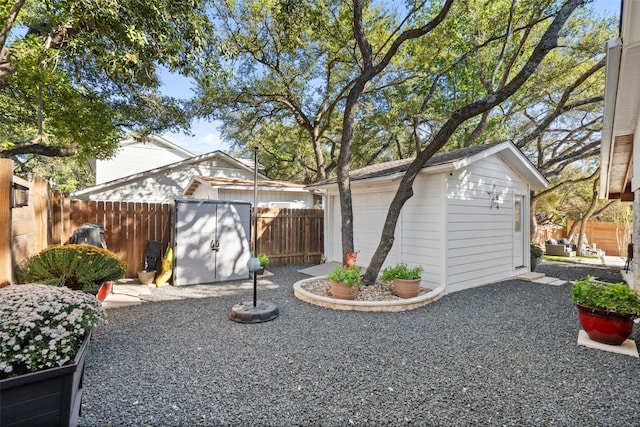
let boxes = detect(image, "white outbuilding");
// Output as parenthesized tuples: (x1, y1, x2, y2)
(307, 142, 548, 293)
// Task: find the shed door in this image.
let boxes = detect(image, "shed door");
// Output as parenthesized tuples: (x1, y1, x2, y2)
(214, 203, 252, 281)
(513, 195, 524, 268)
(174, 200, 251, 286)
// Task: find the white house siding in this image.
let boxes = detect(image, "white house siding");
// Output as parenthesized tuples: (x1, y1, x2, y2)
(352, 187, 399, 267)
(96, 142, 191, 184)
(200, 188, 314, 207)
(398, 173, 444, 289)
(325, 185, 399, 266)
(192, 185, 219, 200)
(85, 158, 254, 202)
(327, 178, 443, 288)
(327, 194, 341, 263)
(445, 155, 528, 293)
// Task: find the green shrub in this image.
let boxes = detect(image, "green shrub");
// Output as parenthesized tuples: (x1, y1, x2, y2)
(18, 244, 127, 291)
(570, 277, 640, 316)
(257, 253, 270, 267)
(326, 266, 361, 288)
(381, 263, 423, 281)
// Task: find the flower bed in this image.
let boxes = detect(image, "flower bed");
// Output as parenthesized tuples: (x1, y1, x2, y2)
(301, 278, 432, 301)
(0, 284, 106, 379)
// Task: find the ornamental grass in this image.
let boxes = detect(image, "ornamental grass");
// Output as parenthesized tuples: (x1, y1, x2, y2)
(18, 244, 127, 291)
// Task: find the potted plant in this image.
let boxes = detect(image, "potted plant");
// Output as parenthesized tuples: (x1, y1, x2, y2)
(326, 265, 362, 300)
(381, 263, 424, 298)
(570, 277, 640, 345)
(530, 243, 544, 271)
(257, 253, 270, 275)
(0, 283, 106, 426)
(17, 244, 127, 299)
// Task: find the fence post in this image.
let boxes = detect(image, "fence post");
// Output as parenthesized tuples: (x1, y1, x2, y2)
(304, 213, 310, 263)
(32, 178, 49, 253)
(0, 159, 12, 287)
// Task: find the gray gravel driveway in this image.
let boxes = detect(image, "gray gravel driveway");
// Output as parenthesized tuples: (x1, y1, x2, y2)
(80, 260, 640, 426)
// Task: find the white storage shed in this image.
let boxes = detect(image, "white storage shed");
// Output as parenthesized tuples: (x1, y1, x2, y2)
(173, 199, 252, 286)
(307, 142, 548, 293)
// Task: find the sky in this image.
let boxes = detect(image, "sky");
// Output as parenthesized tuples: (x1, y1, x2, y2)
(158, 0, 622, 155)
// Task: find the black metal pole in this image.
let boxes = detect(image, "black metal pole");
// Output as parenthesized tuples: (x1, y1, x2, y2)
(253, 147, 258, 307)
(229, 146, 278, 323)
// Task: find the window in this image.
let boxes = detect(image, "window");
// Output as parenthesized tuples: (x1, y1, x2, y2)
(514, 199, 521, 232)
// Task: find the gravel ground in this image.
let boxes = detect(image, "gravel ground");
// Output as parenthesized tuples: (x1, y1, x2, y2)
(80, 260, 640, 426)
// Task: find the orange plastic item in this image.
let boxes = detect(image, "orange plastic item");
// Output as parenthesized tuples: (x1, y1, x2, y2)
(96, 281, 112, 302)
(346, 252, 358, 267)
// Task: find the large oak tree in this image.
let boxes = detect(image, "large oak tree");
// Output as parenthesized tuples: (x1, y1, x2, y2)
(0, 0, 216, 167)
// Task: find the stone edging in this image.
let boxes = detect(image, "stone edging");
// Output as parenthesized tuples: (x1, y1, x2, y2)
(293, 276, 446, 312)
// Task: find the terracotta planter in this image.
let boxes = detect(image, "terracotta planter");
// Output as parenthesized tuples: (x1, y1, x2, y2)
(394, 278, 421, 298)
(330, 281, 359, 300)
(1, 333, 91, 427)
(577, 305, 635, 345)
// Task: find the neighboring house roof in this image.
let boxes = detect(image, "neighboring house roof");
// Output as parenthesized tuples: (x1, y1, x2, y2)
(73, 151, 266, 199)
(184, 176, 308, 196)
(119, 134, 196, 158)
(91, 134, 197, 184)
(600, 1, 639, 201)
(307, 141, 548, 190)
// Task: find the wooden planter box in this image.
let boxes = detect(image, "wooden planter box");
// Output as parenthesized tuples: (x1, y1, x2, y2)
(0, 333, 90, 427)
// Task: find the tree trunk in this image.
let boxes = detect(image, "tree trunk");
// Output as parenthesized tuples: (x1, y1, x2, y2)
(312, 128, 326, 180)
(361, 0, 582, 285)
(334, 0, 455, 264)
(576, 179, 600, 256)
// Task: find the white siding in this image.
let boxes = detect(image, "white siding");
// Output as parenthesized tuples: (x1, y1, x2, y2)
(96, 142, 191, 184)
(192, 185, 219, 200)
(352, 188, 398, 267)
(327, 194, 341, 263)
(217, 189, 313, 207)
(445, 155, 528, 292)
(86, 158, 255, 202)
(325, 183, 400, 266)
(399, 173, 444, 289)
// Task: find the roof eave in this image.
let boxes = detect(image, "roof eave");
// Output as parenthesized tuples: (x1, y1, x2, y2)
(600, 37, 623, 199)
(454, 142, 548, 189)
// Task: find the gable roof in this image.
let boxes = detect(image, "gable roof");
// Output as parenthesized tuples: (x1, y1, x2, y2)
(184, 176, 308, 196)
(307, 142, 548, 190)
(119, 134, 196, 158)
(73, 151, 266, 198)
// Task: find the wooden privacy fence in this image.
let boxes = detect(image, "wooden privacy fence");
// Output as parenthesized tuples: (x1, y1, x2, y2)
(2, 161, 323, 283)
(47, 198, 323, 278)
(49, 194, 172, 278)
(255, 207, 324, 266)
(566, 220, 631, 257)
(534, 221, 632, 256)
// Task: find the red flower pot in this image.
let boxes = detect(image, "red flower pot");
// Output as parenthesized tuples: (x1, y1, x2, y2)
(577, 305, 635, 345)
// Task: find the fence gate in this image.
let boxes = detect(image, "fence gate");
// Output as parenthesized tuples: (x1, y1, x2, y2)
(173, 199, 252, 286)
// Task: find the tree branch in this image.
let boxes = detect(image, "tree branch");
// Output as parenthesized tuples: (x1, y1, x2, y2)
(0, 137, 78, 158)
